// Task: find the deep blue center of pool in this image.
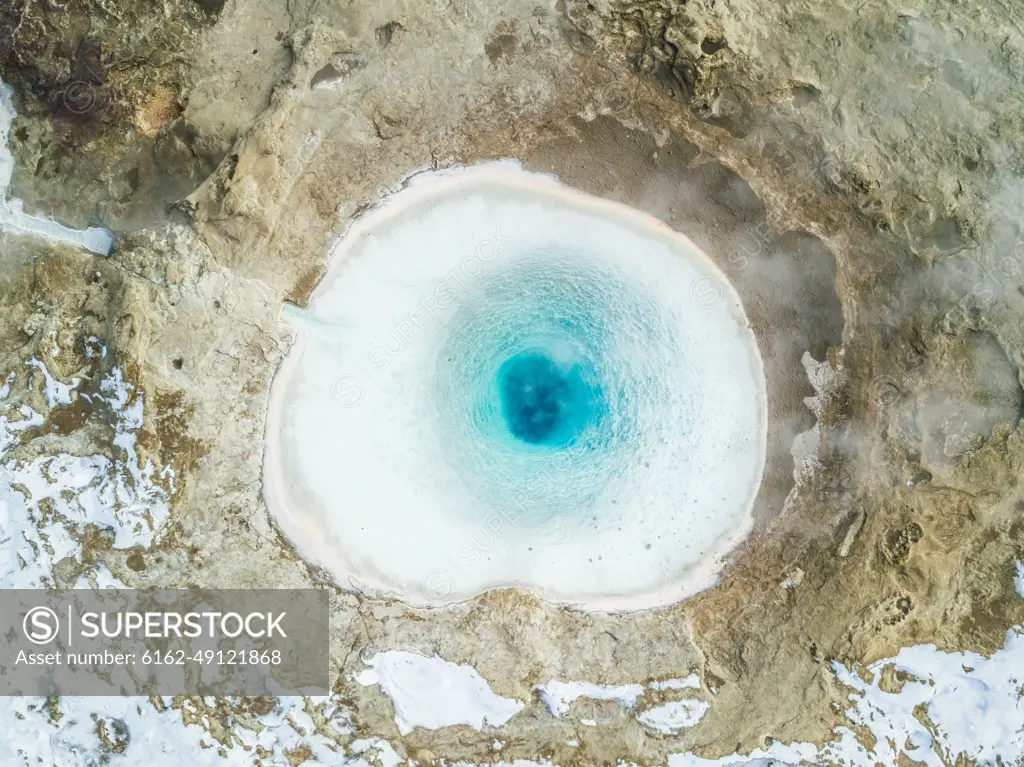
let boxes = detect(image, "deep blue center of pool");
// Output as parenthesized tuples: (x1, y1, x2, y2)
(497, 350, 598, 446)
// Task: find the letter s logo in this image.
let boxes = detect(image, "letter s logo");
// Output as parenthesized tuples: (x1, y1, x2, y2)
(23, 607, 59, 645)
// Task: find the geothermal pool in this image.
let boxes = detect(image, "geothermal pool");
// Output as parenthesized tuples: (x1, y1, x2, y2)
(263, 163, 767, 610)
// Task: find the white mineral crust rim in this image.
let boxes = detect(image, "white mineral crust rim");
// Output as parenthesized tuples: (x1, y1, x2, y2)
(262, 161, 768, 611)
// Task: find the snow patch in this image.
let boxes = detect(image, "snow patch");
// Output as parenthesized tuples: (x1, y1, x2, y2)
(348, 737, 405, 767)
(0, 403, 43, 455)
(668, 745, 816, 767)
(455, 762, 555, 767)
(0, 696, 370, 766)
(0, 79, 114, 255)
(27, 358, 80, 406)
(665, 626, 1024, 766)
(537, 680, 646, 717)
(825, 629, 1024, 766)
(790, 351, 836, 482)
(538, 674, 707, 725)
(648, 674, 701, 691)
(356, 651, 525, 735)
(0, 366, 171, 587)
(637, 699, 710, 734)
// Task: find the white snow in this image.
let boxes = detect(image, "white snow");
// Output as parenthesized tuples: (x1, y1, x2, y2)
(348, 737, 405, 767)
(1015, 561, 1024, 598)
(825, 629, 1024, 766)
(27, 357, 80, 406)
(455, 762, 554, 767)
(668, 743, 818, 767)
(637, 700, 710, 734)
(665, 626, 1024, 766)
(536, 680, 646, 717)
(533, 613, 1024, 765)
(0, 366, 171, 587)
(0, 79, 114, 255)
(0, 402, 43, 455)
(790, 351, 836, 482)
(537, 674, 708, 728)
(356, 651, 525, 735)
(648, 674, 702, 691)
(0, 696, 383, 766)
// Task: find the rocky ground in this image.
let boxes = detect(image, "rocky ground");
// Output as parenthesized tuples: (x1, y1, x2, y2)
(1, 0, 1023, 763)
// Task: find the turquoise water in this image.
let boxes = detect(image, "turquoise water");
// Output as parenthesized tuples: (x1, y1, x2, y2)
(266, 167, 767, 606)
(443, 257, 613, 452)
(497, 349, 601, 446)
(430, 255, 665, 527)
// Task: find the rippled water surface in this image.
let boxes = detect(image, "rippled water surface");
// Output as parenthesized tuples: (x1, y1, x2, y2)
(264, 164, 767, 608)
